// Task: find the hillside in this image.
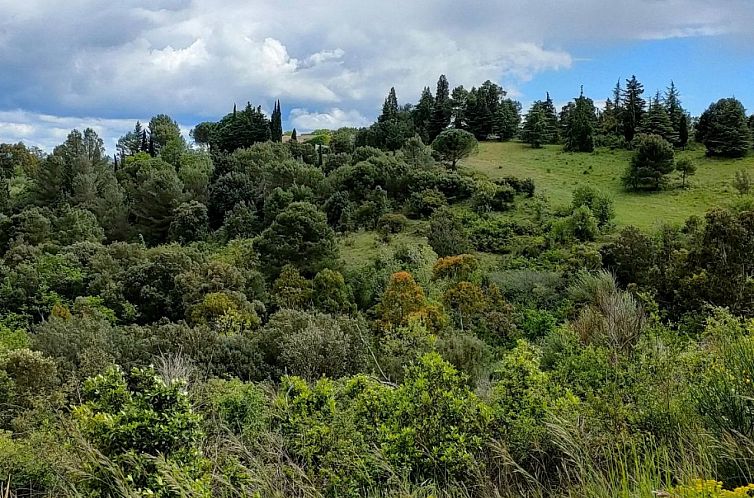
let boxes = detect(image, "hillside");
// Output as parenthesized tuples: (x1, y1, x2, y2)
(463, 141, 754, 228)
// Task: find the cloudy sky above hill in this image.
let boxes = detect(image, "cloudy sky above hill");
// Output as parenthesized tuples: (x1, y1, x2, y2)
(1, 0, 753, 152)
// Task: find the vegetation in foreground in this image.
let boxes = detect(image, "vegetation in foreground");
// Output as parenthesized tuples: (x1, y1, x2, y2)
(0, 73, 753, 497)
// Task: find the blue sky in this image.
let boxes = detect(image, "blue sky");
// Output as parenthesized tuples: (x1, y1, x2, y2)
(0, 0, 753, 153)
(519, 36, 754, 115)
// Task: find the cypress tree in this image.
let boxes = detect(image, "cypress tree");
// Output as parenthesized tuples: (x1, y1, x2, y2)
(427, 75, 452, 141)
(678, 114, 689, 149)
(621, 75, 646, 143)
(291, 128, 298, 142)
(269, 100, 283, 142)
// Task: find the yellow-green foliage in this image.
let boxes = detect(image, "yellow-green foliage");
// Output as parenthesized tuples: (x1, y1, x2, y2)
(669, 479, 754, 497)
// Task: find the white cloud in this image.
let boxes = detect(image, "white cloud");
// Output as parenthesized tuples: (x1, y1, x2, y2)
(0, 0, 753, 150)
(289, 108, 370, 131)
(0, 110, 189, 153)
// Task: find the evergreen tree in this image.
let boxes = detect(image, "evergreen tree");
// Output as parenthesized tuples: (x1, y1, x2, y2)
(563, 89, 597, 153)
(291, 128, 298, 142)
(641, 91, 678, 144)
(379, 87, 400, 122)
(117, 121, 144, 157)
(678, 114, 690, 149)
(664, 81, 685, 143)
(450, 85, 469, 129)
(696, 98, 751, 157)
(541, 92, 560, 144)
(522, 105, 550, 148)
(621, 75, 646, 143)
(623, 134, 675, 190)
(412, 87, 434, 142)
(749, 115, 754, 148)
(465, 87, 494, 139)
(427, 75, 452, 141)
(270, 100, 284, 142)
(212, 102, 271, 152)
(493, 99, 522, 141)
(140, 129, 149, 152)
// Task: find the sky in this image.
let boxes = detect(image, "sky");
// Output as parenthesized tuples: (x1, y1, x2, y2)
(1, 0, 753, 154)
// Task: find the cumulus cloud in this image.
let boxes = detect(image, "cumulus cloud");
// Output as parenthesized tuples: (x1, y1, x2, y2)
(0, 0, 752, 151)
(289, 108, 371, 131)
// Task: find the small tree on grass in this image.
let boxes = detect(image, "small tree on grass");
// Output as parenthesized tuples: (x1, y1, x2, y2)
(623, 134, 675, 191)
(675, 158, 696, 188)
(431, 129, 478, 169)
(733, 169, 752, 195)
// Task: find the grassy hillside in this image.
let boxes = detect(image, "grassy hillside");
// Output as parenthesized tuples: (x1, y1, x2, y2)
(462, 141, 754, 229)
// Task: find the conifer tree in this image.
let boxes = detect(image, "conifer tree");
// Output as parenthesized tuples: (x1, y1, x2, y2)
(621, 75, 646, 143)
(678, 114, 689, 149)
(140, 130, 149, 152)
(291, 128, 298, 142)
(696, 98, 751, 157)
(493, 99, 522, 141)
(522, 105, 550, 148)
(664, 81, 685, 142)
(641, 91, 677, 145)
(428, 75, 452, 141)
(379, 87, 400, 123)
(270, 100, 284, 142)
(563, 89, 597, 152)
(413, 87, 434, 142)
(450, 85, 469, 129)
(541, 92, 560, 143)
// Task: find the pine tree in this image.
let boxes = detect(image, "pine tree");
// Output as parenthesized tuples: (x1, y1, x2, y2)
(493, 99, 522, 141)
(696, 98, 751, 157)
(641, 91, 677, 144)
(450, 86, 468, 129)
(522, 105, 550, 148)
(563, 89, 597, 152)
(379, 87, 399, 122)
(541, 92, 560, 144)
(427, 75, 452, 141)
(412, 87, 434, 142)
(140, 130, 149, 152)
(664, 81, 685, 143)
(621, 75, 646, 143)
(611, 79, 623, 138)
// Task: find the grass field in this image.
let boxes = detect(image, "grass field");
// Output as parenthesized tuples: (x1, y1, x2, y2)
(462, 141, 754, 229)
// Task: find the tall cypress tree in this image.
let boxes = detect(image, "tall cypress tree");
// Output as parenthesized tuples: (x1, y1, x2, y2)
(290, 128, 298, 142)
(621, 75, 646, 143)
(270, 100, 283, 142)
(427, 75, 452, 141)
(678, 114, 689, 149)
